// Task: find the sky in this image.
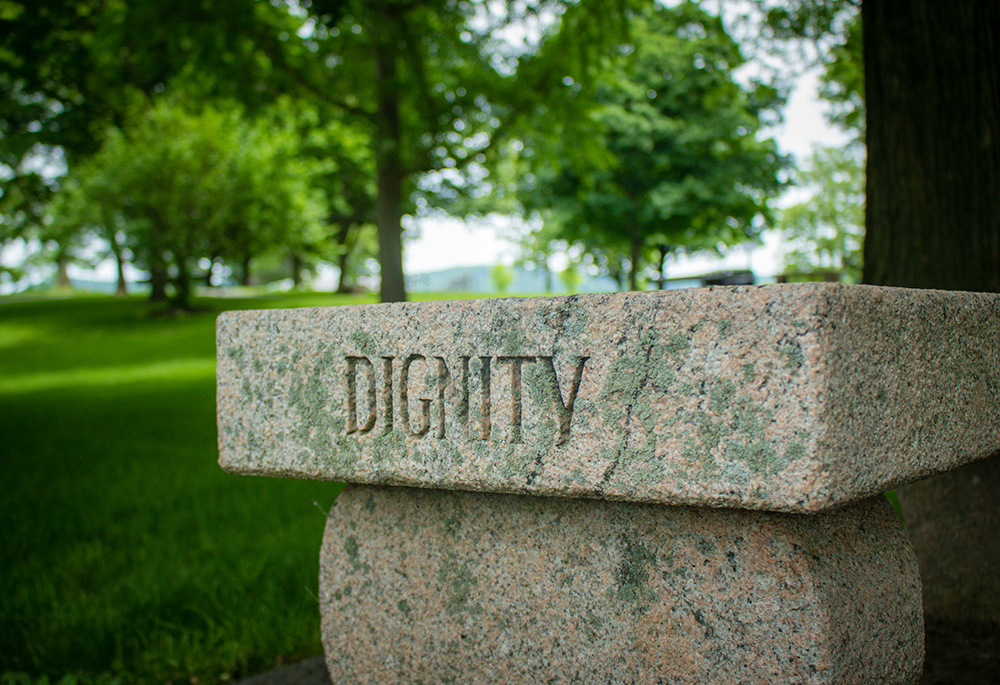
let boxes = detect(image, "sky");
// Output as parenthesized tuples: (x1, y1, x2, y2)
(403, 66, 852, 280)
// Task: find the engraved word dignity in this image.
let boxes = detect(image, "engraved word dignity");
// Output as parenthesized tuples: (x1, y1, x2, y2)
(345, 354, 589, 445)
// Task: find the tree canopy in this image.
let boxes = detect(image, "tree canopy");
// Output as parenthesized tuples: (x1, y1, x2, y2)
(55, 97, 326, 308)
(2, 0, 650, 301)
(516, 1, 787, 290)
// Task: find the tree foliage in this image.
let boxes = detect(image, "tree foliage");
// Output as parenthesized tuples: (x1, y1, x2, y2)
(741, 0, 862, 136)
(518, 2, 787, 290)
(55, 97, 326, 308)
(2, 0, 647, 301)
(779, 145, 863, 282)
(270, 0, 641, 301)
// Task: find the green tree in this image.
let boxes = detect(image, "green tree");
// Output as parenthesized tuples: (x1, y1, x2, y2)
(58, 97, 325, 308)
(559, 262, 581, 293)
(3, 0, 641, 302)
(267, 0, 638, 302)
(0, 0, 303, 263)
(779, 144, 863, 282)
(518, 2, 786, 291)
(490, 263, 514, 295)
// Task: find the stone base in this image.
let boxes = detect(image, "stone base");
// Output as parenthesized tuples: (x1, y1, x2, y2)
(320, 486, 923, 684)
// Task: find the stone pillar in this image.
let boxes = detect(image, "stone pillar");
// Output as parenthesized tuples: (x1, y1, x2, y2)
(320, 486, 922, 684)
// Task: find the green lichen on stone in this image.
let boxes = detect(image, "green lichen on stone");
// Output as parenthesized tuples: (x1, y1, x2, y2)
(725, 438, 780, 475)
(397, 599, 411, 616)
(664, 333, 690, 360)
(784, 440, 806, 463)
(715, 319, 733, 337)
(647, 355, 676, 388)
(344, 535, 358, 563)
(601, 355, 648, 399)
(584, 609, 603, 639)
(710, 378, 736, 413)
(226, 346, 246, 369)
(343, 536, 371, 574)
(698, 415, 723, 445)
(615, 536, 657, 605)
(545, 297, 589, 343)
(695, 538, 716, 555)
(741, 362, 756, 383)
(438, 556, 478, 615)
(523, 359, 555, 413)
(368, 428, 407, 465)
(484, 311, 528, 356)
(441, 514, 463, 540)
(350, 330, 377, 356)
(728, 395, 767, 435)
(778, 338, 805, 375)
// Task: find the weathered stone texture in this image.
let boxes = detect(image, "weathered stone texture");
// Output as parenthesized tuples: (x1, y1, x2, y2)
(320, 485, 923, 684)
(217, 283, 1000, 512)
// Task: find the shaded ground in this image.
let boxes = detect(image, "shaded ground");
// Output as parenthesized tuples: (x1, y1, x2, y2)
(920, 619, 1000, 685)
(240, 621, 1000, 685)
(238, 656, 330, 685)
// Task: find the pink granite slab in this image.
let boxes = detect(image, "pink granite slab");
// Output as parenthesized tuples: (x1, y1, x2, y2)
(320, 485, 923, 684)
(217, 283, 1000, 512)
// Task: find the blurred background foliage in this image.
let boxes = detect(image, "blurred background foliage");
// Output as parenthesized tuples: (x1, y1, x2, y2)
(1, 0, 863, 305)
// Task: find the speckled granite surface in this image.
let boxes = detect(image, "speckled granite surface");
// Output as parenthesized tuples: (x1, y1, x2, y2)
(218, 283, 999, 512)
(320, 485, 923, 684)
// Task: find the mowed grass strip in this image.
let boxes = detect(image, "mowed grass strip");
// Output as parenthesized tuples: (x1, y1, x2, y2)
(0, 292, 375, 685)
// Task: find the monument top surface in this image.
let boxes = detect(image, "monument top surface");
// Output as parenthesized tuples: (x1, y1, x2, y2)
(217, 283, 1000, 513)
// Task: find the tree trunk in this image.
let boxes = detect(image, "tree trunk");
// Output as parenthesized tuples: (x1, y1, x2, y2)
(290, 252, 303, 289)
(240, 251, 252, 287)
(172, 255, 192, 310)
(55, 251, 72, 289)
(148, 255, 168, 302)
(108, 231, 129, 297)
(862, 0, 1000, 667)
(628, 231, 642, 291)
(863, 1, 1000, 291)
(373, 14, 407, 303)
(656, 244, 671, 290)
(114, 250, 128, 297)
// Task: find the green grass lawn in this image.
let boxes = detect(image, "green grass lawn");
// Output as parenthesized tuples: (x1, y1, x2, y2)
(0, 291, 385, 684)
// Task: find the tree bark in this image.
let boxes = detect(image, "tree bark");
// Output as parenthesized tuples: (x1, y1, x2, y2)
(290, 252, 302, 289)
(114, 249, 128, 297)
(108, 231, 129, 297)
(862, 0, 1000, 663)
(373, 13, 407, 303)
(333, 219, 356, 294)
(628, 231, 642, 291)
(148, 256, 168, 302)
(863, 0, 1000, 291)
(55, 251, 72, 289)
(240, 251, 252, 287)
(172, 255, 193, 310)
